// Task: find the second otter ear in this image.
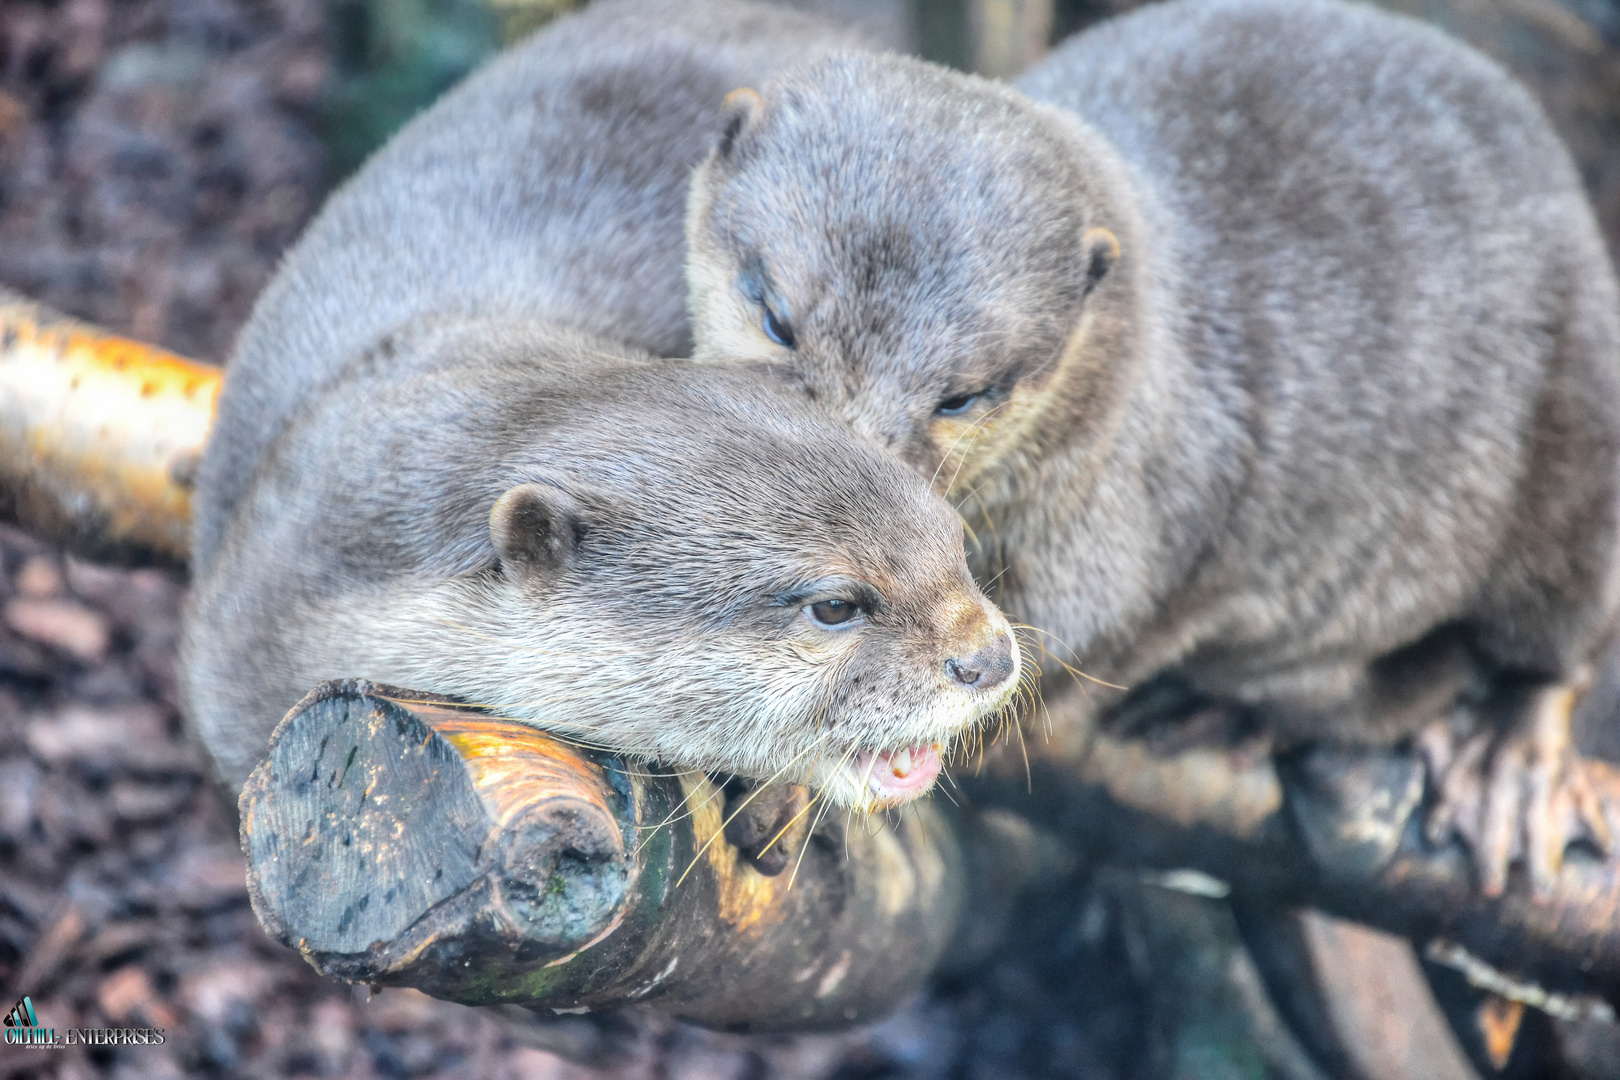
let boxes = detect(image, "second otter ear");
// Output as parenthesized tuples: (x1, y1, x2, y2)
(717, 87, 763, 158)
(1081, 227, 1120, 296)
(490, 483, 584, 581)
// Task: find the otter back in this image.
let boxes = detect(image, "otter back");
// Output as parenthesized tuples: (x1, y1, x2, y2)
(193, 0, 871, 571)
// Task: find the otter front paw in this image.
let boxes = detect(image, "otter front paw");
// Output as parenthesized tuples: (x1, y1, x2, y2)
(722, 780, 812, 876)
(1420, 681, 1613, 898)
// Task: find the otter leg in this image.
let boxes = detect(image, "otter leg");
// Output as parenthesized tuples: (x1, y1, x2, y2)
(722, 780, 812, 876)
(1420, 678, 1613, 898)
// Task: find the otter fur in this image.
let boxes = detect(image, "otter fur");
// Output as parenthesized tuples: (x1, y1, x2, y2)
(183, 0, 1024, 808)
(684, 0, 1620, 893)
(191, 0, 871, 573)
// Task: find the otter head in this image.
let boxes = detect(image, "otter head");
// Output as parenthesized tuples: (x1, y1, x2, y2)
(474, 367, 1021, 811)
(686, 54, 1125, 502)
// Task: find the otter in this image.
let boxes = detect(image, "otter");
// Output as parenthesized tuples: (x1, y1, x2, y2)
(183, 0, 1022, 818)
(182, 319, 1019, 809)
(684, 0, 1620, 895)
(190, 0, 871, 573)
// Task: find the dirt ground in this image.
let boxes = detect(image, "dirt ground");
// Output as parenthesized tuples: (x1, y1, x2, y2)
(3, 0, 1620, 1077)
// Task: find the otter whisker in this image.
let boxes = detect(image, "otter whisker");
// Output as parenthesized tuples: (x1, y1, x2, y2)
(673, 741, 821, 888)
(951, 478, 993, 512)
(786, 791, 836, 893)
(979, 561, 1013, 592)
(938, 402, 1013, 498)
(929, 399, 1012, 492)
(1008, 623, 1127, 690)
(755, 787, 825, 864)
(1012, 712, 1033, 793)
(633, 771, 727, 855)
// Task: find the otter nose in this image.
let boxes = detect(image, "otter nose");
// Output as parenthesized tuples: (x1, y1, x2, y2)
(945, 633, 1016, 691)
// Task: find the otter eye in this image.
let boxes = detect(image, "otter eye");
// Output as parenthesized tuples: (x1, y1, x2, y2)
(806, 598, 861, 627)
(935, 392, 982, 416)
(762, 305, 796, 348)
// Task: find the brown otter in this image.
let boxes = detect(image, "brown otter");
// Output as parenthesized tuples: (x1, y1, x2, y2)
(685, 0, 1620, 895)
(182, 319, 1020, 807)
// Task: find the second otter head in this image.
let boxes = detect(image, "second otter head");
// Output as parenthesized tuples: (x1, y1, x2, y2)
(448, 363, 1020, 810)
(686, 54, 1126, 497)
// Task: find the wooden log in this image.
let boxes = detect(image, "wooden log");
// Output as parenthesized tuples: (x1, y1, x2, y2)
(967, 688, 1620, 994)
(240, 679, 1012, 1030)
(0, 288, 218, 568)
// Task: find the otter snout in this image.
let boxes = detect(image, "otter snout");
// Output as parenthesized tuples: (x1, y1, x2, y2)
(942, 602, 1021, 701)
(946, 632, 1017, 691)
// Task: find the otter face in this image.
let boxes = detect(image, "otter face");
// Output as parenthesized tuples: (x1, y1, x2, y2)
(686, 55, 1119, 499)
(467, 372, 1023, 811)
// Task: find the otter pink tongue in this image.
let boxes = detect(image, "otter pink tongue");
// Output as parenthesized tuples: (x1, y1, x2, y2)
(854, 744, 942, 801)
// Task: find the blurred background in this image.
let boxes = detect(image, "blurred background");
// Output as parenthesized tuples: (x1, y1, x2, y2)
(1, 1, 1619, 1078)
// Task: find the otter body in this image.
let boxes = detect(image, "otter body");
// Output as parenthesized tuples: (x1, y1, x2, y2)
(192, 0, 871, 571)
(184, 1, 1024, 806)
(1008, 0, 1620, 727)
(686, 0, 1620, 890)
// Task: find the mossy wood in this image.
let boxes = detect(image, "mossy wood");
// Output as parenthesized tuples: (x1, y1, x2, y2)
(240, 679, 980, 1030)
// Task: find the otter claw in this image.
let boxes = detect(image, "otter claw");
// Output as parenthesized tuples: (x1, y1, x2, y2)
(1421, 681, 1613, 899)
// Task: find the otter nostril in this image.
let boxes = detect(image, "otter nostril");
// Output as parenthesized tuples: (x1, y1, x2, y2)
(950, 634, 1016, 691)
(945, 658, 983, 686)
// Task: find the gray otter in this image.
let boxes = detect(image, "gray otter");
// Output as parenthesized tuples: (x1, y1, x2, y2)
(190, 0, 871, 572)
(183, 0, 1023, 815)
(183, 320, 1020, 806)
(685, 0, 1620, 895)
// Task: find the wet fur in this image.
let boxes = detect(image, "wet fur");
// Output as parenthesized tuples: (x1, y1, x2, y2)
(685, 0, 1620, 747)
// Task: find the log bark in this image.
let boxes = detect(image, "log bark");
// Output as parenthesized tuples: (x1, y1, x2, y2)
(0, 288, 218, 567)
(239, 679, 1049, 1029)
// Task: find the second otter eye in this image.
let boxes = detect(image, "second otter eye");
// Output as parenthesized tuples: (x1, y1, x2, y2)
(935, 392, 983, 416)
(763, 305, 796, 348)
(806, 599, 862, 627)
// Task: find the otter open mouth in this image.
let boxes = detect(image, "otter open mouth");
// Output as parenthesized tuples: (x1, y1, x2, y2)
(847, 743, 943, 805)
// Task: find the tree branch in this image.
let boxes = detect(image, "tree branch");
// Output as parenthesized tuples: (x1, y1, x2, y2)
(0, 288, 217, 568)
(964, 689, 1620, 993)
(240, 680, 1047, 1029)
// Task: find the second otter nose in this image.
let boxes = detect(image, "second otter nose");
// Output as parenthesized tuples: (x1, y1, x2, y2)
(946, 634, 1016, 691)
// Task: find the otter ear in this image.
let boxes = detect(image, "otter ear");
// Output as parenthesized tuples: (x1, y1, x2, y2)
(717, 87, 763, 158)
(490, 483, 584, 581)
(1081, 227, 1120, 297)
